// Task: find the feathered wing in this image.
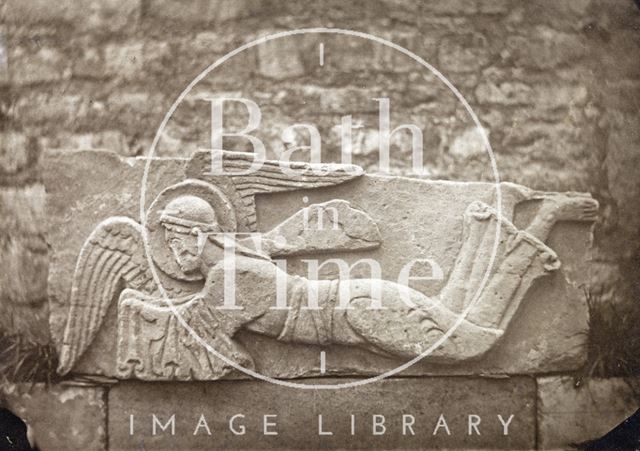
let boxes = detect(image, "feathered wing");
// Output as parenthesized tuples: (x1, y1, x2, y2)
(187, 150, 365, 231)
(57, 217, 158, 375)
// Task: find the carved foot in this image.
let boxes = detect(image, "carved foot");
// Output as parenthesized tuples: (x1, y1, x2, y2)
(539, 194, 599, 223)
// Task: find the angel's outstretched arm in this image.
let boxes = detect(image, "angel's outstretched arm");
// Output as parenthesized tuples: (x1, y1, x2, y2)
(119, 288, 202, 309)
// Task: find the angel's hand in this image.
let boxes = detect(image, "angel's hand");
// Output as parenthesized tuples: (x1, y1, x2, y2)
(120, 287, 202, 309)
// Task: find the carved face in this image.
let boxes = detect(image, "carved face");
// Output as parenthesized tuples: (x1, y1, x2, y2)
(165, 229, 201, 274)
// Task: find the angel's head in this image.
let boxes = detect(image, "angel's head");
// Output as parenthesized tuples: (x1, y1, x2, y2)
(160, 195, 221, 274)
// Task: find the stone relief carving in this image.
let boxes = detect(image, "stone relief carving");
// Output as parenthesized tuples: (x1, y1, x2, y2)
(56, 150, 598, 380)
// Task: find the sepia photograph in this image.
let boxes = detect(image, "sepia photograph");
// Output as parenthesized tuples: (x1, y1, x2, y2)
(0, 1, 639, 449)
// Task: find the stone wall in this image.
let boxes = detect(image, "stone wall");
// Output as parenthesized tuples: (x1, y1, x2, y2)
(1, 0, 639, 343)
(0, 1, 639, 449)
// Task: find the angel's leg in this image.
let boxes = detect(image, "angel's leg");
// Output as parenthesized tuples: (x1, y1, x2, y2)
(327, 280, 503, 362)
(524, 193, 599, 240)
(462, 193, 598, 330)
(329, 195, 598, 361)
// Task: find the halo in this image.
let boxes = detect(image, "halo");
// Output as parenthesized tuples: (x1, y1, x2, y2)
(146, 179, 237, 281)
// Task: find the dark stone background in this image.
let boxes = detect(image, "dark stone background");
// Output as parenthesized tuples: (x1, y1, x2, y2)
(0, 0, 638, 370)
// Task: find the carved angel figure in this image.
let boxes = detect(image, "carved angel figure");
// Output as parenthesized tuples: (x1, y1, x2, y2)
(57, 151, 599, 380)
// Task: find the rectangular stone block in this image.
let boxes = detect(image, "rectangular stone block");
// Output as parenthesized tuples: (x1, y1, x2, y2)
(44, 150, 594, 381)
(2, 383, 107, 451)
(109, 377, 536, 450)
(537, 376, 639, 449)
(0, 185, 49, 338)
(8, 46, 70, 86)
(146, 0, 264, 24)
(0, 31, 8, 86)
(0, 0, 141, 33)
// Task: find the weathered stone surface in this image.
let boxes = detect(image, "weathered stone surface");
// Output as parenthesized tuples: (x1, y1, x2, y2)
(0, 185, 47, 304)
(505, 26, 587, 69)
(0, 130, 41, 185)
(476, 81, 533, 106)
(0, 185, 49, 340)
(257, 38, 306, 80)
(45, 150, 594, 380)
(477, 0, 511, 15)
(146, 0, 264, 24)
(8, 45, 71, 86)
(423, 0, 477, 15)
(537, 376, 639, 449)
(0, 31, 8, 86)
(523, 0, 593, 31)
(0, 3, 636, 379)
(438, 33, 492, 73)
(104, 42, 144, 80)
(109, 377, 536, 450)
(605, 111, 640, 260)
(11, 91, 94, 130)
(1, 383, 107, 451)
(448, 127, 487, 159)
(260, 199, 382, 256)
(0, 132, 30, 174)
(0, 0, 141, 33)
